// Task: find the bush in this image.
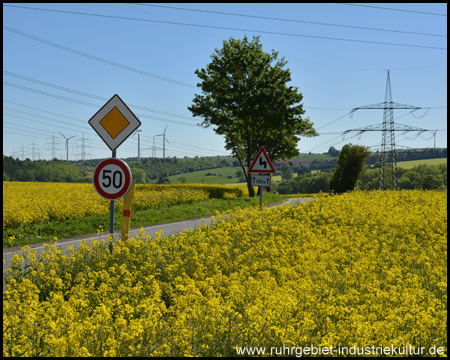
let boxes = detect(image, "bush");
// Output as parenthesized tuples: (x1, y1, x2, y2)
(277, 173, 331, 194)
(329, 144, 371, 193)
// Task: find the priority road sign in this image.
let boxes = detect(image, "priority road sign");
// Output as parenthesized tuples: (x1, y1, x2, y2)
(89, 94, 141, 151)
(248, 146, 276, 173)
(93, 158, 132, 201)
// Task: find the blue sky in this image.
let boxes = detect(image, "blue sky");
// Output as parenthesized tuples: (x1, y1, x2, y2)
(3, 3, 447, 161)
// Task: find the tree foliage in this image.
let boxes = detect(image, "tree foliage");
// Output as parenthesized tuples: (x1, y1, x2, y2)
(188, 35, 317, 196)
(327, 146, 340, 157)
(329, 144, 371, 194)
(277, 172, 332, 194)
(280, 164, 294, 181)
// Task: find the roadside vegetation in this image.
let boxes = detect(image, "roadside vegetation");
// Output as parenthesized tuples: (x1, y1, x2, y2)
(3, 182, 282, 249)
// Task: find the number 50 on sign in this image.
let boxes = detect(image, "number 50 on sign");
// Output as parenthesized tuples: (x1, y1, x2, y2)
(94, 158, 132, 201)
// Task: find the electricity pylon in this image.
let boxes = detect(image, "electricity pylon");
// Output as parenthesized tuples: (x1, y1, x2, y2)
(345, 70, 431, 190)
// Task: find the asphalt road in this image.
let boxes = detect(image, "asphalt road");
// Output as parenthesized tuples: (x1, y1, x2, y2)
(3, 197, 312, 276)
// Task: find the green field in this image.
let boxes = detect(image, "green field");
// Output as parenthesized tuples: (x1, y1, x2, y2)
(167, 166, 244, 184)
(396, 158, 447, 169)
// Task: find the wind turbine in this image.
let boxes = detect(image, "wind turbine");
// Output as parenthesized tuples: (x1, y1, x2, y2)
(59, 132, 76, 161)
(132, 129, 142, 160)
(155, 125, 169, 159)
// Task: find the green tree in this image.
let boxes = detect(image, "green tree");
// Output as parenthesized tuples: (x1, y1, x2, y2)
(329, 144, 371, 194)
(328, 146, 340, 157)
(280, 164, 294, 181)
(422, 174, 444, 190)
(132, 168, 146, 183)
(188, 35, 317, 196)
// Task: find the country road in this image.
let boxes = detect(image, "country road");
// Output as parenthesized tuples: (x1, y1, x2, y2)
(3, 198, 312, 278)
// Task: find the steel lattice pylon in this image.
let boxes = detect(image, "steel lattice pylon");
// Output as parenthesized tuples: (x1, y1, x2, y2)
(345, 70, 431, 190)
(380, 71, 396, 190)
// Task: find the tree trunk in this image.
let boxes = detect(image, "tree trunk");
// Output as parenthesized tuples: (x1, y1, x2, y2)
(247, 176, 255, 197)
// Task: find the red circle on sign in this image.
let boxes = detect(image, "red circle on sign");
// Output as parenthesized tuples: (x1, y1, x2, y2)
(93, 158, 132, 200)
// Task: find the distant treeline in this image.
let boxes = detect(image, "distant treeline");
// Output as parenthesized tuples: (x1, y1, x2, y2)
(276, 163, 447, 194)
(3, 148, 446, 185)
(2, 155, 239, 183)
(3, 156, 90, 183)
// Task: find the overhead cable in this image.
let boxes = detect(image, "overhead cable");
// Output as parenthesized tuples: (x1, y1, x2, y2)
(3, 26, 196, 88)
(136, 3, 446, 37)
(3, 11, 446, 50)
(337, 3, 447, 17)
(4, 72, 198, 121)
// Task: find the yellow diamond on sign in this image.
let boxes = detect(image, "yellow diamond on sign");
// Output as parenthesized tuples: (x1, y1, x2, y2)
(99, 107, 130, 139)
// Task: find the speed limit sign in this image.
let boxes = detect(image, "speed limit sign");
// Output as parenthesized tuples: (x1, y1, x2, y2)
(93, 158, 132, 201)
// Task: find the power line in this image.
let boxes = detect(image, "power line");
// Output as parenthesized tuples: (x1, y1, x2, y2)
(4, 71, 106, 102)
(4, 99, 87, 124)
(3, 26, 196, 89)
(4, 71, 199, 121)
(169, 140, 229, 155)
(4, 102, 224, 158)
(337, 3, 447, 17)
(4, 121, 59, 137)
(3, 109, 140, 153)
(134, 3, 446, 38)
(4, 130, 48, 140)
(302, 132, 362, 154)
(3, 82, 199, 127)
(3, 111, 92, 135)
(4, 81, 103, 107)
(3, 108, 136, 151)
(316, 113, 351, 130)
(3, 12, 446, 50)
(4, 102, 222, 158)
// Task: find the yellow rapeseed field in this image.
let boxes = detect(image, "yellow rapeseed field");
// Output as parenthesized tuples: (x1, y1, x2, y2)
(3, 190, 447, 356)
(3, 182, 246, 229)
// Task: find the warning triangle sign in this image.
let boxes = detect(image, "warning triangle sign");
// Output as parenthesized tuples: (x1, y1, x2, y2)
(248, 146, 276, 173)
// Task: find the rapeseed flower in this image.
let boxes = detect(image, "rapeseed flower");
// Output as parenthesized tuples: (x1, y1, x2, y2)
(3, 190, 447, 356)
(3, 182, 245, 229)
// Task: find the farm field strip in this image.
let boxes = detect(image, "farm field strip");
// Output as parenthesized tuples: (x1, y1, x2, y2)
(396, 158, 447, 169)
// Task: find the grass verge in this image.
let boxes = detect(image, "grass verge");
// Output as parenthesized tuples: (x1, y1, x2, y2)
(3, 192, 283, 249)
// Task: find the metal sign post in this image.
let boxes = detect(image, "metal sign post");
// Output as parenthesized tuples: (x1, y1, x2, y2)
(89, 94, 140, 254)
(93, 155, 132, 253)
(259, 186, 263, 210)
(109, 150, 116, 253)
(252, 174, 271, 210)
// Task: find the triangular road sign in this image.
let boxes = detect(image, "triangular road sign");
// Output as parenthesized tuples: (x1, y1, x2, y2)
(248, 146, 276, 173)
